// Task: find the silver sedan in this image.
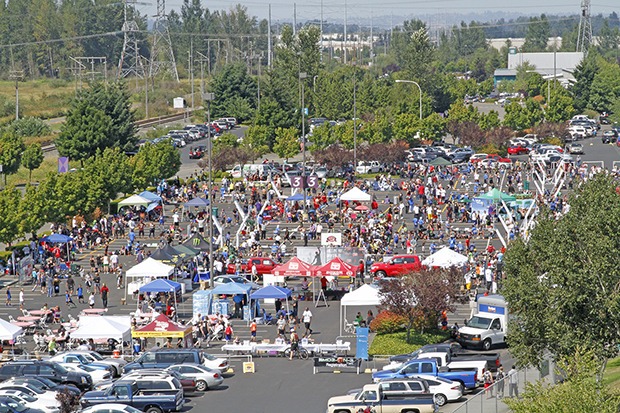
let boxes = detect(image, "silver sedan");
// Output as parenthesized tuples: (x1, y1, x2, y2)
(166, 364, 224, 391)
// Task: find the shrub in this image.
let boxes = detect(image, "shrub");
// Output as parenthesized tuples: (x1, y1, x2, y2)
(369, 330, 450, 356)
(370, 310, 407, 334)
(6, 117, 52, 137)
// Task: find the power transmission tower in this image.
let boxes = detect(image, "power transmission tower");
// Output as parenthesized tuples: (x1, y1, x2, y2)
(149, 0, 179, 82)
(118, 0, 145, 78)
(576, 0, 592, 55)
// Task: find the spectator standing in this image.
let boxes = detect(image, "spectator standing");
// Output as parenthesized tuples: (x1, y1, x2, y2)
(302, 308, 313, 336)
(495, 365, 505, 398)
(88, 292, 95, 308)
(5, 287, 11, 306)
(101, 284, 110, 308)
(18, 288, 24, 310)
(508, 365, 519, 398)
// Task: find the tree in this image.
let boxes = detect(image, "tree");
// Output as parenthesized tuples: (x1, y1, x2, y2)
(242, 125, 271, 155)
(83, 148, 133, 211)
(505, 349, 620, 413)
(130, 142, 181, 189)
(503, 99, 543, 131)
(572, 53, 599, 112)
(0, 186, 21, 246)
(503, 174, 620, 368)
(522, 14, 551, 52)
(589, 59, 620, 113)
(21, 143, 44, 182)
(379, 268, 461, 340)
(19, 184, 47, 238)
(209, 63, 258, 122)
(309, 123, 336, 151)
(273, 127, 299, 160)
(545, 85, 575, 123)
(0, 130, 25, 185)
(56, 101, 113, 165)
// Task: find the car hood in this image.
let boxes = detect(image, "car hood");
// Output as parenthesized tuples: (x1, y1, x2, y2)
(372, 369, 398, 380)
(82, 390, 107, 398)
(327, 394, 356, 405)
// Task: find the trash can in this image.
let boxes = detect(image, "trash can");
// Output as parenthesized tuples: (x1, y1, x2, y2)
(212, 206, 219, 218)
(524, 181, 529, 190)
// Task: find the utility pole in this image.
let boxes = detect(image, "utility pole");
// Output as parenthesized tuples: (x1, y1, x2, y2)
(300, 72, 308, 215)
(9, 71, 23, 121)
(190, 39, 195, 110)
(293, 3, 297, 36)
(353, 67, 357, 171)
(320, 0, 323, 62)
(204, 92, 215, 288)
(343, 0, 347, 64)
(268, 4, 272, 69)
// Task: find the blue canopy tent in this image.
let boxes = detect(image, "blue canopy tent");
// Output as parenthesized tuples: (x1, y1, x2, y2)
(139, 191, 162, 202)
(138, 279, 182, 313)
(286, 193, 304, 201)
(41, 234, 73, 264)
(184, 197, 210, 208)
(199, 282, 252, 318)
(250, 285, 293, 317)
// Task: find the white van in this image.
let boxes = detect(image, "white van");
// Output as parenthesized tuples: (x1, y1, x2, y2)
(458, 295, 508, 351)
(228, 164, 276, 179)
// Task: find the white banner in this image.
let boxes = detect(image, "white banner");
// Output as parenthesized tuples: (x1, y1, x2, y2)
(321, 232, 342, 246)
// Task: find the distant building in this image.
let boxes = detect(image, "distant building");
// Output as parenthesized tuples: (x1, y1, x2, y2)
(493, 51, 584, 88)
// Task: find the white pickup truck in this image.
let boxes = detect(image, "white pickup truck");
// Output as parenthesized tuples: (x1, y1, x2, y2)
(327, 383, 438, 413)
(356, 161, 382, 174)
(382, 352, 489, 382)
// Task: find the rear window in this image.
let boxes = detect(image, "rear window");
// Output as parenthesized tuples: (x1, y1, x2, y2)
(0, 365, 20, 376)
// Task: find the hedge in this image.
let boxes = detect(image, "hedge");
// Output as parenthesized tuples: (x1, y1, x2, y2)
(368, 330, 450, 356)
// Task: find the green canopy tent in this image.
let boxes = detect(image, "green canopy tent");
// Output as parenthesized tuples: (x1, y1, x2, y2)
(477, 188, 516, 204)
(430, 157, 452, 166)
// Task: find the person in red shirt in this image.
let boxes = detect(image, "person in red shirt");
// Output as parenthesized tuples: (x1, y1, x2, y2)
(100, 284, 110, 308)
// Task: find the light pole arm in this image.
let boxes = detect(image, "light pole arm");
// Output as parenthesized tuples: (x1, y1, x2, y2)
(395, 79, 423, 120)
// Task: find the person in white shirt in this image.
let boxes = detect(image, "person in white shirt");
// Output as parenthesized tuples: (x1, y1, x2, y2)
(302, 308, 313, 336)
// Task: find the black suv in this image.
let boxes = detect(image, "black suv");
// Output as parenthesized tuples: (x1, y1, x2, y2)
(0, 361, 92, 391)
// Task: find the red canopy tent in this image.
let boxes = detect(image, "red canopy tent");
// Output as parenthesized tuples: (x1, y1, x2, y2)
(132, 314, 193, 347)
(313, 257, 355, 278)
(272, 257, 313, 277)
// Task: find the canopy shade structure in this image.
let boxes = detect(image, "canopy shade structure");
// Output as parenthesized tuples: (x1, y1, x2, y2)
(208, 282, 252, 296)
(250, 285, 292, 300)
(184, 233, 210, 250)
(272, 257, 313, 277)
(184, 197, 210, 208)
(339, 284, 382, 335)
(0, 318, 23, 340)
(41, 234, 73, 243)
(118, 194, 152, 208)
(314, 257, 355, 278)
(477, 188, 516, 203)
(430, 157, 451, 166)
(126, 257, 174, 278)
(132, 314, 193, 339)
(340, 187, 372, 202)
(150, 244, 181, 263)
(173, 244, 198, 258)
(286, 193, 305, 201)
(139, 279, 182, 294)
(139, 191, 162, 203)
(422, 247, 469, 268)
(71, 316, 131, 342)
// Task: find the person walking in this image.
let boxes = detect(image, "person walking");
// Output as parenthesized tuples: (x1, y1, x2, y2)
(483, 369, 494, 398)
(100, 283, 110, 308)
(19, 288, 24, 310)
(508, 365, 519, 398)
(289, 327, 300, 360)
(302, 307, 313, 336)
(249, 320, 257, 342)
(77, 285, 84, 304)
(88, 292, 95, 308)
(495, 365, 505, 398)
(5, 287, 11, 306)
(65, 291, 76, 308)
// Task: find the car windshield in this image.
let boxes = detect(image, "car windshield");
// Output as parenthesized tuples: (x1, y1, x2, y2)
(53, 364, 68, 374)
(466, 316, 492, 329)
(87, 352, 104, 361)
(14, 393, 36, 403)
(3, 401, 27, 412)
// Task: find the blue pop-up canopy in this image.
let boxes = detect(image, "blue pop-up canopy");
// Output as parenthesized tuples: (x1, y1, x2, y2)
(139, 191, 162, 202)
(184, 197, 210, 208)
(286, 193, 305, 201)
(208, 282, 252, 296)
(250, 285, 292, 300)
(41, 234, 73, 243)
(139, 278, 182, 293)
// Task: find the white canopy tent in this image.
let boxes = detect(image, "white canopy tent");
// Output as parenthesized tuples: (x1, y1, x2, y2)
(339, 284, 382, 336)
(126, 257, 174, 279)
(340, 187, 372, 202)
(71, 316, 132, 342)
(422, 247, 469, 268)
(118, 194, 152, 208)
(0, 318, 23, 341)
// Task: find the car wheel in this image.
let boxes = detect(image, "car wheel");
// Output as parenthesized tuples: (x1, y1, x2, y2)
(435, 393, 448, 406)
(145, 407, 163, 413)
(196, 380, 208, 391)
(376, 270, 387, 278)
(482, 338, 492, 351)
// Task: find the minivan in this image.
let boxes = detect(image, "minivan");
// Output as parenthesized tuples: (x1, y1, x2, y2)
(123, 349, 205, 374)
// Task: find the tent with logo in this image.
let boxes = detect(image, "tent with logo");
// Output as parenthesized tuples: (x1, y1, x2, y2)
(272, 257, 313, 277)
(131, 314, 193, 346)
(184, 233, 210, 250)
(313, 257, 355, 278)
(421, 247, 469, 268)
(339, 284, 382, 335)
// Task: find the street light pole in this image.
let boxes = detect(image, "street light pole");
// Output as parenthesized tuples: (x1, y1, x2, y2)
(300, 72, 308, 216)
(204, 92, 215, 288)
(395, 79, 422, 120)
(353, 72, 357, 172)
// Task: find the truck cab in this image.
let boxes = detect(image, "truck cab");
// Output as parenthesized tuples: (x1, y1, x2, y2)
(458, 295, 508, 351)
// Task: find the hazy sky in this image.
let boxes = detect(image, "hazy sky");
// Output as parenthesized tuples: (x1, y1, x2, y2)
(157, 0, 618, 25)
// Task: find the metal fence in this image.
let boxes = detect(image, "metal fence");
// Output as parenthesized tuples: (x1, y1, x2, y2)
(451, 365, 544, 413)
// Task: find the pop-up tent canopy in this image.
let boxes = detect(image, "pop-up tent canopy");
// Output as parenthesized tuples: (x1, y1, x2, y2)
(184, 233, 210, 250)
(209, 282, 252, 296)
(313, 257, 355, 278)
(150, 244, 182, 263)
(430, 157, 451, 166)
(272, 257, 313, 277)
(184, 197, 210, 208)
(139, 279, 181, 294)
(421, 247, 468, 268)
(139, 191, 162, 203)
(340, 187, 372, 202)
(286, 193, 305, 201)
(0, 318, 23, 341)
(126, 258, 174, 279)
(477, 188, 516, 203)
(132, 314, 193, 347)
(173, 244, 198, 258)
(118, 194, 152, 208)
(71, 316, 131, 342)
(41, 234, 72, 243)
(339, 284, 382, 335)
(250, 285, 292, 316)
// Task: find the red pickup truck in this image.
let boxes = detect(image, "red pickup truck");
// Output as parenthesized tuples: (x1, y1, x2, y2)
(369, 255, 422, 277)
(227, 257, 277, 276)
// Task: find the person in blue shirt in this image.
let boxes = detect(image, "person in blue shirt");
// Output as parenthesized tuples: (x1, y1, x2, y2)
(77, 285, 84, 304)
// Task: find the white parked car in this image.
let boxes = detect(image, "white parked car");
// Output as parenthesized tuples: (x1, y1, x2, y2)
(0, 390, 59, 413)
(202, 352, 229, 373)
(60, 363, 111, 385)
(166, 364, 224, 391)
(81, 404, 144, 413)
(414, 375, 463, 406)
(0, 384, 58, 408)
